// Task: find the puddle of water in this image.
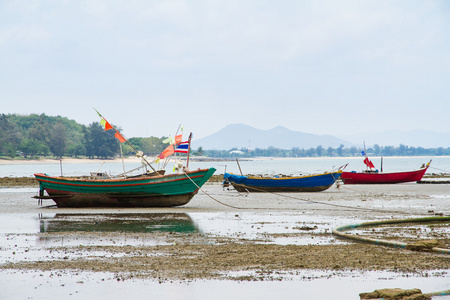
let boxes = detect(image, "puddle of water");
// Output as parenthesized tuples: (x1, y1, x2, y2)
(39, 213, 199, 234)
(0, 212, 353, 265)
(188, 212, 349, 245)
(0, 212, 351, 247)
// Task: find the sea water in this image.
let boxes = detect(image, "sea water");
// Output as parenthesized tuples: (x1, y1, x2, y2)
(0, 156, 448, 177)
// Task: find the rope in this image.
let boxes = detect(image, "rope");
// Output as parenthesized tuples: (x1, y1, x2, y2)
(183, 172, 248, 209)
(332, 216, 450, 255)
(229, 182, 414, 214)
(429, 166, 450, 174)
(189, 172, 429, 215)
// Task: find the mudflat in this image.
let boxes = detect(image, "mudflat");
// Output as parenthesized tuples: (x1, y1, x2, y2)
(0, 179, 449, 282)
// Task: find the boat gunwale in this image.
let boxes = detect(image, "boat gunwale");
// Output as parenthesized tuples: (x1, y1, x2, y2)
(227, 170, 342, 181)
(341, 168, 427, 177)
(34, 168, 213, 183)
(34, 168, 211, 188)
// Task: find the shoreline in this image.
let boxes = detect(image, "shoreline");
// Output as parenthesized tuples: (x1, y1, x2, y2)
(0, 155, 444, 165)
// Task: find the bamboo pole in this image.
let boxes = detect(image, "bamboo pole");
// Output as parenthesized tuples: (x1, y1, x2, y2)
(94, 108, 157, 172)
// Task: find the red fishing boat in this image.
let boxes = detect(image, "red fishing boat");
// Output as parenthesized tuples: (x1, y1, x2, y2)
(341, 153, 431, 184)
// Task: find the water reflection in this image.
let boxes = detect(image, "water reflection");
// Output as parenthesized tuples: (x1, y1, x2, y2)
(39, 213, 199, 234)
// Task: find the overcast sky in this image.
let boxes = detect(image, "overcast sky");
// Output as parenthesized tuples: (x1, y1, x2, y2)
(1, 0, 449, 141)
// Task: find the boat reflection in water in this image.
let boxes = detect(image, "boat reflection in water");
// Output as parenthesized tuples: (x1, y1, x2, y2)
(38, 213, 198, 246)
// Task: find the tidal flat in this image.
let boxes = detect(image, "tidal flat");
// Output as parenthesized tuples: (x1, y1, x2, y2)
(0, 180, 449, 299)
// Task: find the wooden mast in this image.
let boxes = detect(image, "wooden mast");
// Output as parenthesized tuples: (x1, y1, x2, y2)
(186, 132, 192, 168)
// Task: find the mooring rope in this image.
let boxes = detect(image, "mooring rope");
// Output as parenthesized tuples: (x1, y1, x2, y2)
(184, 172, 430, 215)
(332, 216, 450, 255)
(429, 166, 450, 174)
(183, 172, 248, 209)
(228, 182, 416, 214)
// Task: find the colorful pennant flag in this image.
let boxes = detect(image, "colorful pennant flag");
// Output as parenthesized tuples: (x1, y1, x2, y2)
(175, 134, 183, 145)
(115, 131, 126, 143)
(158, 144, 175, 159)
(99, 118, 113, 131)
(95, 108, 126, 143)
(163, 136, 174, 144)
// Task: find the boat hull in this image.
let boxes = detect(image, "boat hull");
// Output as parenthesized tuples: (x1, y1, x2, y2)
(34, 168, 216, 207)
(224, 171, 342, 193)
(341, 168, 427, 184)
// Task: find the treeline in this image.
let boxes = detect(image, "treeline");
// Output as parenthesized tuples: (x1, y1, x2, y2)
(0, 114, 169, 159)
(204, 144, 450, 158)
(1, 113, 450, 159)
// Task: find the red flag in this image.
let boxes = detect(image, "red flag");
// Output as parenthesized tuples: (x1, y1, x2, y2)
(175, 134, 182, 145)
(364, 157, 375, 169)
(115, 131, 126, 143)
(158, 144, 174, 159)
(104, 120, 113, 131)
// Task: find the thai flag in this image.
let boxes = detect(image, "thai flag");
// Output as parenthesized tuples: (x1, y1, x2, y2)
(175, 141, 190, 153)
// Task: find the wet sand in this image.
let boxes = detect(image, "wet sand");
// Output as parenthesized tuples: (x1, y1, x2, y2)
(1, 180, 449, 271)
(0, 178, 449, 299)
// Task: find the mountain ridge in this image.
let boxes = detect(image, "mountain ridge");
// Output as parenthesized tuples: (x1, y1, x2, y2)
(193, 124, 351, 150)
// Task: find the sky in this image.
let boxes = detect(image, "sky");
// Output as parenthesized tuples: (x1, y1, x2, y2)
(1, 0, 449, 142)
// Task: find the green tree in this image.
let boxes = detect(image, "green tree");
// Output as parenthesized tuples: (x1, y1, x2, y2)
(83, 123, 119, 158)
(196, 146, 204, 156)
(306, 147, 316, 157)
(0, 114, 21, 157)
(373, 144, 381, 156)
(326, 147, 334, 157)
(316, 145, 323, 157)
(19, 139, 49, 158)
(66, 142, 85, 158)
(337, 144, 344, 156)
(49, 122, 67, 158)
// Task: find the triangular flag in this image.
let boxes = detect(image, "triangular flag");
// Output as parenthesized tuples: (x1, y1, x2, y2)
(104, 120, 113, 131)
(115, 131, 126, 143)
(175, 134, 182, 145)
(363, 157, 375, 169)
(158, 144, 174, 159)
(163, 136, 175, 144)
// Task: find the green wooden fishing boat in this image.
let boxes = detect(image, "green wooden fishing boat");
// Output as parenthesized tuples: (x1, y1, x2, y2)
(34, 110, 216, 207)
(34, 168, 216, 207)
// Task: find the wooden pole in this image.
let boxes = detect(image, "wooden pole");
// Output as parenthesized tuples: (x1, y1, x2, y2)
(120, 144, 126, 173)
(94, 108, 157, 172)
(236, 158, 243, 175)
(186, 133, 192, 168)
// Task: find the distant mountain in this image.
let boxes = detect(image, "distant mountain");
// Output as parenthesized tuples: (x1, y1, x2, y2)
(340, 130, 450, 148)
(193, 124, 352, 150)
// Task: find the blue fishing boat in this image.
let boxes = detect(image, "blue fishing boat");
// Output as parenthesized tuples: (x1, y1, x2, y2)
(223, 171, 342, 193)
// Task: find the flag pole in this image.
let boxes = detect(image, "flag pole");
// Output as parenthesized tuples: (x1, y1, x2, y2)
(363, 141, 368, 171)
(94, 108, 157, 173)
(186, 132, 192, 169)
